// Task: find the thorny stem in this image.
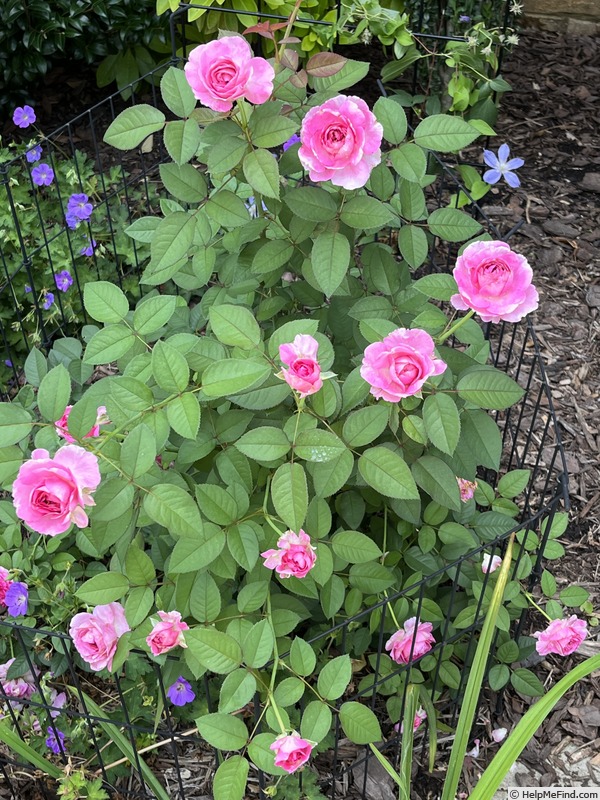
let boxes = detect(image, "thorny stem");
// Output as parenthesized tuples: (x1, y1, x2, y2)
(524, 590, 552, 622)
(277, 0, 303, 65)
(266, 594, 288, 734)
(436, 308, 475, 344)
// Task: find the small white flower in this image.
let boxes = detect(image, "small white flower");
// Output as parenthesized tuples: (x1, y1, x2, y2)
(467, 738, 480, 758)
(510, 1, 523, 14)
(506, 33, 520, 46)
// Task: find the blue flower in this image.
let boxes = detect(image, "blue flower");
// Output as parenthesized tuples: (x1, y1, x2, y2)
(5, 582, 28, 616)
(31, 163, 54, 187)
(283, 133, 301, 152)
(67, 193, 93, 222)
(13, 106, 36, 129)
(4, 359, 12, 368)
(459, 14, 471, 22)
(80, 236, 97, 257)
(55, 270, 73, 292)
(167, 677, 195, 707)
(45, 727, 66, 755)
(26, 145, 42, 163)
(43, 292, 55, 310)
(483, 143, 524, 188)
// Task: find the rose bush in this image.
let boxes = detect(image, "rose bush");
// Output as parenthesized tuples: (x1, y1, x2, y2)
(0, 36, 588, 800)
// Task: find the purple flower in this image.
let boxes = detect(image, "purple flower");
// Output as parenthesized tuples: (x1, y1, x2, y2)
(5, 582, 28, 616)
(483, 143, 524, 188)
(45, 727, 66, 755)
(66, 193, 93, 222)
(80, 236, 97, 257)
(4, 359, 12, 368)
(167, 677, 195, 707)
(24, 285, 32, 294)
(43, 293, 54, 310)
(31, 163, 54, 187)
(13, 106, 36, 129)
(459, 14, 471, 22)
(26, 145, 42, 164)
(65, 212, 79, 229)
(55, 270, 73, 292)
(283, 133, 301, 151)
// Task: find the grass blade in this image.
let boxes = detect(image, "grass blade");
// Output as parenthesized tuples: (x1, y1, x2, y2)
(0, 720, 63, 779)
(418, 684, 438, 773)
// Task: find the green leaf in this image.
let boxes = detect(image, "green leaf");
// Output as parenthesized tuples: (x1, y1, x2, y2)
(164, 118, 201, 165)
(348, 562, 394, 593)
(252, 239, 294, 275)
(124, 546, 155, 586)
(247, 733, 287, 776)
(332, 530, 382, 563)
(37, 364, 71, 422)
(289, 638, 316, 677)
(317, 654, 352, 701)
(412, 455, 462, 511)
(457, 368, 525, 410)
(169, 527, 226, 572)
(202, 359, 271, 398)
(83, 325, 136, 364)
(195, 484, 238, 525)
(271, 462, 308, 531)
(310, 449, 354, 498)
(152, 341, 189, 393)
(397, 224, 429, 269)
(294, 429, 346, 462)
(133, 295, 177, 336)
(209, 304, 261, 350)
(488, 664, 510, 691)
(373, 97, 407, 144)
(92, 478, 135, 522)
(160, 66, 196, 117)
(207, 136, 249, 175)
(340, 196, 394, 229)
(274, 676, 305, 707)
(125, 586, 154, 628)
(311, 231, 350, 296)
(439, 660, 461, 690)
(300, 701, 332, 744)
(186, 629, 242, 675)
(227, 523, 259, 571)
(220, 671, 257, 714)
(196, 712, 248, 749)
(143, 484, 203, 538)
(213, 756, 249, 800)
(205, 191, 250, 228)
(23, 348, 47, 387)
(510, 668, 545, 697)
(540, 570, 557, 598)
(160, 163, 207, 204)
(460, 409, 502, 471)
(284, 186, 338, 222)
(243, 149, 280, 199)
(390, 143, 427, 182)
(413, 273, 458, 301)
(339, 702, 382, 744)
(422, 393, 461, 456)
(413, 114, 480, 153)
(0, 404, 33, 446)
(358, 446, 419, 500)
(145, 212, 196, 285)
(242, 619, 274, 668)
(342, 405, 389, 448)
(427, 208, 483, 242)
(250, 107, 299, 148)
(235, 427, 291, 461)
(311, 58, 369, 92)
(190, 571, 222, 622)
(559, 586, 589, 607)
(104, 105, 166, 150)
(126, 216, 161, 243)
(76, 572, 129, 604)
(497, 469, 530, 499)
(167, 394, 201, 439)
(84, 281, 129, 323)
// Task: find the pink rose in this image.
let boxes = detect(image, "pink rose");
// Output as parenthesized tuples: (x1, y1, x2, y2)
(0, 658, 36, 700)
(298, 95, 383, 190)
(533, 615, 587, 657)
(12, 445, 101, 536)
(261, 529, 317, 579)
(69, 603, 130, 672)
(457, 477, 478, 502)
(360, 328, 446, 402)
(451, 241, 539, 324)
(279, 334, 322, 397)
(270, 732, 315, 774)
(385, 617, 435, 664)
(55, 405, 109, 443)
(146, 610, 189, 656)
(481, 554, 502, 574)
(0, 567, 11, 605)
(184, 36, 274, 113)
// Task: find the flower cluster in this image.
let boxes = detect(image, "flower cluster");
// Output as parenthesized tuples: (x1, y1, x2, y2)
(0, 567, 29, 617)
(65, 193, 94, 229)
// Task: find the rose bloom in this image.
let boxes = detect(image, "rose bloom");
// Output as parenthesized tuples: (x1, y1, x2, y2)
(457, 477, 478, 502)
(70, 602, 130, 672)
(451, 241, 539, 324)
(385, 617, 435, 664)
(0, 567, 11, 605)
(184, 36, 274, 113)
(481, 554, 502, 574)
(55, 405, 109, 443)
(299, 95, 383, 190)
(270, 732, 315, 774)
(261, 530, 317, 579)
(279, 334, 322, 397)
(533, 615, 588, 657)
(146, 610, 189, 656)
(361, 328, 446, 402)
(12, 445, 101, 536)
(0, 658, 37, 700)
